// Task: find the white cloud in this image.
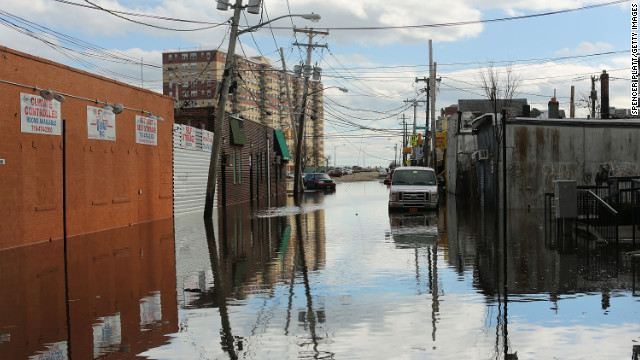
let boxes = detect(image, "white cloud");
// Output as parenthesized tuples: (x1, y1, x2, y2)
(556, 41, 615, 55)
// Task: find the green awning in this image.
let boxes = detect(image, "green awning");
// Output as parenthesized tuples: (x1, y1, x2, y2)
(273, 129, 291, 161)
(277, 225, 292, 258)
(229, 117, 247, 145)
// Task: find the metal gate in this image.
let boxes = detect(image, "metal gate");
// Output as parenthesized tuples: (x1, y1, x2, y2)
(173, 124, 217, 216)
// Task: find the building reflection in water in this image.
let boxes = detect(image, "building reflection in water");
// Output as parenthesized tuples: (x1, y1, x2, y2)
(0, 218, 177, 360)
(173, 195, 329, 358)
(445, 191, 640, 359)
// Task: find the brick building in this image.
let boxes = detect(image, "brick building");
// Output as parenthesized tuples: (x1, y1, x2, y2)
(173, 107, 289, 210)
(162, 49, 326, 170)
(0, 46, 174, 249)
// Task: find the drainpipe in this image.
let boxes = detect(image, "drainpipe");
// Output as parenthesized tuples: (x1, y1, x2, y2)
(267, 130, 271, 207)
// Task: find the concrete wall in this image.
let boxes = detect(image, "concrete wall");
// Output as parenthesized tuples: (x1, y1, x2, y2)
(445, 112, 477, 195)
(504, 118, 640, 209)
(0, 46, 174, 249)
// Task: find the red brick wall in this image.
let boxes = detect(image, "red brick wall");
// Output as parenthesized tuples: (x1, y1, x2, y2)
(0, 46, 174, 249)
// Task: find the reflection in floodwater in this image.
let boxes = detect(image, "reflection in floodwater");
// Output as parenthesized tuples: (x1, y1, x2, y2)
(6, 181, 640, 359)
(155, 182, 640, 359)
(0, 218, 177, 360)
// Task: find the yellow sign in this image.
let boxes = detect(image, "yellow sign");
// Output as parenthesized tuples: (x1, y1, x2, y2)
(436, 133, 447, 149)
(409, 134, 418, 146)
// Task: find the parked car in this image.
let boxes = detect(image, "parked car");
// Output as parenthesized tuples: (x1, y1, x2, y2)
(342, 168, 353, 175)
(387, 166, 439, 211)
(327, 169, 343, 177)
(303, 173, 337, 190)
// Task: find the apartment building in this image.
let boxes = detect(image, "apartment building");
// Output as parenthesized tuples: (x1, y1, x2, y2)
(162, 49, 326, 169)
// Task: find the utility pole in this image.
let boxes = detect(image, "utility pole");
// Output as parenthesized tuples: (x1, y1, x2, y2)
(394, 143, 398, 168)
(415, 77, 430, 166)
(293, 28, 328, 195)
(430, 57, 437, 170)
(401, 114, 408, 166)
(204, 0, 243, 218)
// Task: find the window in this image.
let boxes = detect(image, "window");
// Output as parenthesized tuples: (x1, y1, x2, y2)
(182, 63, 188, 69)
(190, 53, 197, 59)
(207, 72, 211, 79)
(207, 90, 211, 96)
(168, 73, 173, 79)
(169, 91, 173, 97)
(207, 80, 212, 87)
(191, 63, 197, 69)
(200, 52, 204, 58)
(182, 91, 189, 97)
(232, 151, 236, 184)
(182, 82, 188, 88)
(181, 53, 188, 60)
(168, 54, 172, 61)
(191, 81, 197, 87)
(190, 90, 198, 97)
(206, 52, 211, 59)
(234, 149, 242, 184)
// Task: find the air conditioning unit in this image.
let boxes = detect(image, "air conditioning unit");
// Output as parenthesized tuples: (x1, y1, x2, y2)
(478, 149, 489, 160)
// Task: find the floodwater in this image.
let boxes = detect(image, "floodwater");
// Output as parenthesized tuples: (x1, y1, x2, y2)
(2, 180, 639, 360)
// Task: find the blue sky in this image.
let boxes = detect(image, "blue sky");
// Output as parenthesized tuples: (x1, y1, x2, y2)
(0, 0, 633, 166)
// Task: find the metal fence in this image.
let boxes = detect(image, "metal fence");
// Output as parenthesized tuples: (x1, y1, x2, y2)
(577, 189, 619, 246)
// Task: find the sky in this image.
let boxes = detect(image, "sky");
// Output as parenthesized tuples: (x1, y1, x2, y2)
(0, 0, 634, 167)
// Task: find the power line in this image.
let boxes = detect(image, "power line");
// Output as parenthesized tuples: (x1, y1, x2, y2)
(271, 0, 631, 31)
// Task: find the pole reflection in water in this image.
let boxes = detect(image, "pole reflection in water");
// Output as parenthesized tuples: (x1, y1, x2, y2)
(204, 216, 238, 360)
(295, 207, 320, 358)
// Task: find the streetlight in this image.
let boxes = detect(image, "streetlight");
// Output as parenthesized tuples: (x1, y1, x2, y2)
(334, 143, 345, 168)
(204, 0, 320, 218)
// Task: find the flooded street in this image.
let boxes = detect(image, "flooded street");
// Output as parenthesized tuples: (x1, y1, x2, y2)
(2, 179, 640, 359)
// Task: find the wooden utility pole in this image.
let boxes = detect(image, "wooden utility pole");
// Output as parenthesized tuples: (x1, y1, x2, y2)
(401, 114, 408, 166)
(292, 28, 328, 195)
(204, 0, 243, 218)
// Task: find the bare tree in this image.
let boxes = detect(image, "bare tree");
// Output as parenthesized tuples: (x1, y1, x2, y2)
(478, 61, 522, 158)
(324, 154, 332, 168)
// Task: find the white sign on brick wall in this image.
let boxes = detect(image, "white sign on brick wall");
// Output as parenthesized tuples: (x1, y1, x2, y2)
(136, 115, 157, 146)
(20, 93, 62, 135)
(87, 105, 116, 141)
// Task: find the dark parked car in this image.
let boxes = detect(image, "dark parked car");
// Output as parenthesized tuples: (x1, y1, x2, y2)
(303, 173, 336, 190)
(327, 169, 343, 177)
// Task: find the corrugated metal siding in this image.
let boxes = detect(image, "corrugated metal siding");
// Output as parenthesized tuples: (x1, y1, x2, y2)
(173, 124, 217, 216)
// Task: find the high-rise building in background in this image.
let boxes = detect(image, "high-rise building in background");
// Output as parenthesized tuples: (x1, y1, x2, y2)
(161, 49, 325, 169)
